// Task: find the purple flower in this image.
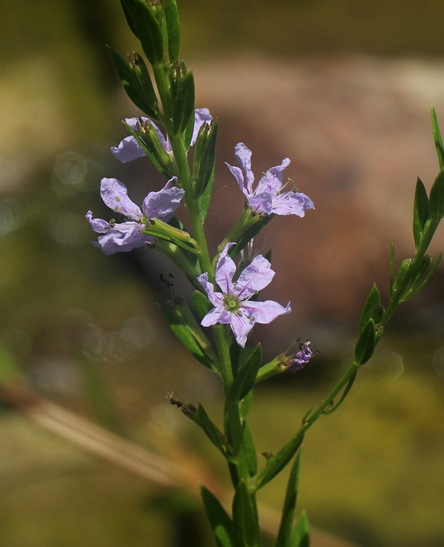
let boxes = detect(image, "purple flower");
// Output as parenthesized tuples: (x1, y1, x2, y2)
(111, 108, 213, 163)
(197, 243, 291, 347)
(226, 142, 315, 216)
(86, 177, 184, 255)
(287, 340, 314, 372)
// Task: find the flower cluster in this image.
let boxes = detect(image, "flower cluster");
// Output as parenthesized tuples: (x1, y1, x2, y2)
(87, 109, 314, 349)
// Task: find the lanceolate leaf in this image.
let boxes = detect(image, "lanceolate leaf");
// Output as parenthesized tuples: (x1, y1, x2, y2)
(231, 344, 262, 401)
(358, 284, 381, 334)
(232, 480, 260, 546)
(429, 169, 444, 220)
(159, 304, 216, 371)
(132, 0, 164, 65)
(164, 0, 181, 63)
(276, 452, 302, 547)
(413, 177, 430, 248)
(188, 404, 233, 460)
(290, 511, 310, 547)
(108, 47, 158, 119)
(354, 319, 376, 366)
(250, 428, 306, 491)
(200, 486, 239, 547)
(242, 423, 258, 475)
(431, 105, 444, 170)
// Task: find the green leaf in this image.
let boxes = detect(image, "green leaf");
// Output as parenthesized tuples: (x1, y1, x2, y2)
(191, 290, 212, 320)
(132, 0, 164, 65)
(429, 169, 444, 220)
(120, 0, 141, 39)
(413, 177, 430, 248)
(164, 0, 180, 62)
(242, 423, 258, 475)
(232, 480, 260, 546)
(188, 404, 234, 460)
(431, 105, 444, 170)
(107, 47, 158, 119)
(239, 390, 253, 421)
(200, 486, 239, 547)
(358, 284, 381, 334)
(403, 253, 442, 301)
(354, 319, 376, 366)
(172, 70, 195, 136)
(230, 215, 273, 258)
(159, 303, 216, 371)
(290, 511, 310, 547)
(231, 344, 262, 402)
(194, 122, 218, 195)
(250, 428, 306, 491)
(276, 452, 302, 547)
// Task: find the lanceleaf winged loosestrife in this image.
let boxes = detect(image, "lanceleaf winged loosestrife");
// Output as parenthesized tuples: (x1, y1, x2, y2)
(86, 1, 444, 545)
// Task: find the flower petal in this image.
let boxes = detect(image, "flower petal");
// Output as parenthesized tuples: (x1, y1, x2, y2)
(110, 136, 146, 163)
(215, 242, 236, 294)
(197, 273, 224, 308)
(245, 192, 273, 215)
(271, 191, 315, 217)
(228, 312, 255, 348)
(235, 255, 275, 300)
(142, 177, 184, 221)
(191, 108, 213, 146)
(225, 163, 249, 199)
(95, 222, 152, 255)
(241, 300, 291, 324)
(234, 143, 255, 192)
(86, 211, 110, 233)
(100, 178, 142, 220)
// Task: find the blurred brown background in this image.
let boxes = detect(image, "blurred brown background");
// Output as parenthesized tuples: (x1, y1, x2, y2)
(1, 0, 444, 546)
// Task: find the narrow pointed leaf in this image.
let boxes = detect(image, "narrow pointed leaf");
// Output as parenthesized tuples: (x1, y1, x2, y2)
(413, 177, 430, 248)
(431, 106, 444, 170)
(231, 344, 262, 401)
(429, 169, 444, 220)
(250, 428, 306, 491)
(132, 0, 164, 65)
(242, 423, 258, 475)
(290, 511, 310, 547)
(188, 404, 233, 460)
(358, 284, 381, 334)
(159, 304, 216, 370)
(108, 47, 158, 119)
(276, 452, 302, 547)
(232, 480, 260, 546)
(192, 290, 212, 320)
(164, 0, 180, 62)
(354, 319, 376, 366)
(172, 71, 195, 135)
(120, 0, 140, 38)
(200, 486, 239, 547)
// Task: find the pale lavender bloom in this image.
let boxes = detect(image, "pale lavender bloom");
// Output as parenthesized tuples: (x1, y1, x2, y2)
(111, 108, 213, 163)
(197, 243, 291, 347)
(226, 142, 315, 216)
(86, 177, 184, 255)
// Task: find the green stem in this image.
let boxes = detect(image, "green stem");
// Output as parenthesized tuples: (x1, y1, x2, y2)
(213, 325, 262, 546)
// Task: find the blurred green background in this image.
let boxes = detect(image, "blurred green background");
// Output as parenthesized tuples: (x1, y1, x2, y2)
(1, 1, 444, 546)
